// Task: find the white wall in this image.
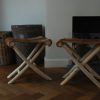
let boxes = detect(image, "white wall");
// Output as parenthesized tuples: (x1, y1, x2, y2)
(0, 0, 4, 28)
(0, 0, 46, 31)
(45, 0, 100, 67)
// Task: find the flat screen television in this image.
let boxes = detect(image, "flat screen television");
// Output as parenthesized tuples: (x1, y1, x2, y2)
(72, 16, 100, 34)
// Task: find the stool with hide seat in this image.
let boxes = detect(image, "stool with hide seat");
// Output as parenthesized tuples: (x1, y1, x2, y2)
(5, 36, 52, 84)
(57, 38, 100, 89)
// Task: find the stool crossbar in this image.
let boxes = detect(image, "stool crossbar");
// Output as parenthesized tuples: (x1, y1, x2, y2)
(5, 36, 52, 84)
(57, 38, 100, 89)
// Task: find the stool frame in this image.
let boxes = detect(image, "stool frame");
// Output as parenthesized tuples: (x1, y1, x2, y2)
(5, 36, 52, 84)
(57, 38, 100, 89)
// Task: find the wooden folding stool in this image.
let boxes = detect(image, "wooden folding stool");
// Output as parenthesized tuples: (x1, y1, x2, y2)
(57, 38, 100, 89)
(5, 36, 52, 84)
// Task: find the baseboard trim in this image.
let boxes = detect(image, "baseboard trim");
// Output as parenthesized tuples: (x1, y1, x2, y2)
(44, 58, 69, 68)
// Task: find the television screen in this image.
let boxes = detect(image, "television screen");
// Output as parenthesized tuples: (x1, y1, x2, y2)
(72, 16, 100, 34)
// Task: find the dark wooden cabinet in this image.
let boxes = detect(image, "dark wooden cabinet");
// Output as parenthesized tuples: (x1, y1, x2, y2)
(11, 25, 45, 65)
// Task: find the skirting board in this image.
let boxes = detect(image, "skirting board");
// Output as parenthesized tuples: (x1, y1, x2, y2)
(44, 58, 69, 68)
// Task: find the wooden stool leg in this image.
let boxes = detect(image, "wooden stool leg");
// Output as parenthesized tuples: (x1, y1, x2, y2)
(61, 67, 79, 85)
(13, 45, 52, 80)
(62, 66, 77, 78)
(79, 45, 100, 79)
(8, 44, 52, 84)
(62, 44, 97, 79)
(8, 65, 29, 84)
(76, 61, 100, 88)
(62, 44, 100, 88)
(64, 44, 100, 79)
(84, 64, 100, 79)
(7, 44, 41, 79)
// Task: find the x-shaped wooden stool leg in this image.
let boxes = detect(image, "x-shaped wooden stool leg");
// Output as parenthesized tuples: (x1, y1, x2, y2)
(57, 38, 100, 89)
(63, 44, 100, 80)
(5, 36, 52, 84)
